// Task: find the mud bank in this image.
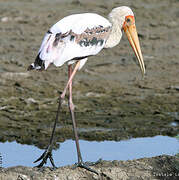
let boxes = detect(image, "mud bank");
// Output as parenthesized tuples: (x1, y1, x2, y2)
(0, 155, 179, 180)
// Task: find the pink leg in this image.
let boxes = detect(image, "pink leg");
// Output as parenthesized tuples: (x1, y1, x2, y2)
(68, 65, 83, 164)
(61, 61, 81, 99)
(35, 61, 99, 174)
(68, 65, 99, 175)
(34, 61, 80, 168)
(68, 65, 75, 111)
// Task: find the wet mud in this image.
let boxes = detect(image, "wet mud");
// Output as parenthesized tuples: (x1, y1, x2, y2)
(0, 0, 179, 179)
(0, 155, 179, 180)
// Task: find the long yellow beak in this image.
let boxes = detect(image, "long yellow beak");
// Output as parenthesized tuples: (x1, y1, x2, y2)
(124, 24, 145, 76)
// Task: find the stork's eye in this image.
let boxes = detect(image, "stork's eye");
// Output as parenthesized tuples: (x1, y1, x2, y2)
(126, 18, 131, 23)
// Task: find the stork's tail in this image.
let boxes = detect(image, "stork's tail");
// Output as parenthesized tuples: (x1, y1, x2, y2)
(27, 53, 45, 71)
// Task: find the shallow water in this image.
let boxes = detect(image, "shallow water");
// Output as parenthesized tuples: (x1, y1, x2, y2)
(0, 135, 178, 168)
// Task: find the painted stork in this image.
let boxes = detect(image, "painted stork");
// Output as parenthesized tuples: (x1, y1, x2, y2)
(28, 6, 145, 174)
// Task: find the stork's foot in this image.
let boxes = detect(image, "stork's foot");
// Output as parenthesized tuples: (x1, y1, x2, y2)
(34, 148, 57, 169)
(73, 159, 102, 175)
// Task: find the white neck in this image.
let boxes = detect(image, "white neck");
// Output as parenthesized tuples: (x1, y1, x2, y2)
(104, 6, 134, 48)
(104, 17, 123, 48)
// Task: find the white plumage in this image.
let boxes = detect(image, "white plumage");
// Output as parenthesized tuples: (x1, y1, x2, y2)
(28, 6, 145, 75)
(50, 13, 111, 34)
(32, 13, 112, 70)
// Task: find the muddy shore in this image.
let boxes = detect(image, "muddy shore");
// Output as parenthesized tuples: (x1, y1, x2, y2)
(0, 0, 179, 179)
(0, 155, 178, 180)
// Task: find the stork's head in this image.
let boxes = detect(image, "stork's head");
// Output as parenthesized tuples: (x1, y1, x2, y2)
(109, 6, 145, 76)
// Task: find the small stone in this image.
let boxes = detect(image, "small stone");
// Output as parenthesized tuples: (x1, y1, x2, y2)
(1, 17, 11, 22)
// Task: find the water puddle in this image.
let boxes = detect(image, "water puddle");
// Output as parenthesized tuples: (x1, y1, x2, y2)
(170, 121, 179, 127)
(0, 135, 178, 168)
